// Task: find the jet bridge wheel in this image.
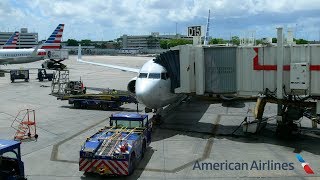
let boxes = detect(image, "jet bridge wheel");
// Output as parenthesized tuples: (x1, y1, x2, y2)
(276, 122, 299, 139)
(275, 106, 302, 139)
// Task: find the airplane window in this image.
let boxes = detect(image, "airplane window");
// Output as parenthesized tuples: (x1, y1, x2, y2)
(138, 73, 148, 78)
(148, 73, 160, 79)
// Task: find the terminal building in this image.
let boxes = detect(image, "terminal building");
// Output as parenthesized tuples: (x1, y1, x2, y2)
(0, 28, 38, 48)
(120, 32, 192, 49)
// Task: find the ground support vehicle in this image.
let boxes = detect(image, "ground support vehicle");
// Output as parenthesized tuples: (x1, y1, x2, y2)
(64, 81, 86, 95)
(42, 49, 69, 70)
(37, 69, 53, 81)
(79, 112, 151, 176)
(10, 70, 29, 83)
(41, 60, 66, 70)
(59, 93, 137, 110)
(0, 139, 25, 180)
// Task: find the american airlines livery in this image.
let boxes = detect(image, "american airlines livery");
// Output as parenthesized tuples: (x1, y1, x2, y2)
(2, 31, 19, 49)
(0, 24, 64, 65)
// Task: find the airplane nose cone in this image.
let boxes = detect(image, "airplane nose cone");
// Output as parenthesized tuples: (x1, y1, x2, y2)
(135, 79, 160, 109)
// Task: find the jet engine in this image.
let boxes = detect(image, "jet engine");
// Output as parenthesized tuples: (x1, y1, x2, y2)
(127, 77, 137, 94)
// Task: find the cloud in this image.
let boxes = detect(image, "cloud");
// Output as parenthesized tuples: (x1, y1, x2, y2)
(0, 0, 319, 40)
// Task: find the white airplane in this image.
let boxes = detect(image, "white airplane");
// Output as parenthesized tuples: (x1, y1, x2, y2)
(0, 24, 64, 65)
(77, 45, 179, 112)
(76, 10, 211, 112)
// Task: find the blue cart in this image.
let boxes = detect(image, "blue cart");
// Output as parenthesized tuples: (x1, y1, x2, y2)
(0, 139, 25, 180)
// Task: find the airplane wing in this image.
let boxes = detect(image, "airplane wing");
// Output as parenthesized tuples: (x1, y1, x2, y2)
(77, 45, 140, 73)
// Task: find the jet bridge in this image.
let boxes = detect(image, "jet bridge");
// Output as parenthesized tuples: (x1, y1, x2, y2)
(161, 35, 320, 137)
(172, 44, 320, 97)
(171, 45, 238, 95)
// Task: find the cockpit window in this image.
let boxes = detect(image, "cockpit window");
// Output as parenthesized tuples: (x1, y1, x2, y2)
(161, 73, 169, 80)
(148, 73, 161, 79)
(138, 73, 148, 78)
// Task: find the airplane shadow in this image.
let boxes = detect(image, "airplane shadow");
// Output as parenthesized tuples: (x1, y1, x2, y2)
(153, 97, 320, 156)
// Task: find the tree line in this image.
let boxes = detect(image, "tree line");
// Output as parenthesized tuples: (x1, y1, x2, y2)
(65, 36, 310, 49)
(159, 36, 309, 48)
(65, 39, 121, 49)
(209, 36, 309, 45)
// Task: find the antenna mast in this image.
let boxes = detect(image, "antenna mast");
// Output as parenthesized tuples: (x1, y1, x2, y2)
(204, 9, 211, 45)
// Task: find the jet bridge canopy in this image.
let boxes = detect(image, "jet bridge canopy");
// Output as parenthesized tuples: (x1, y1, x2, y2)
(153, 50, 180, 92)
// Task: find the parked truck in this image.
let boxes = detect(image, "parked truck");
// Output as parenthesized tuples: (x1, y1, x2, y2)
(79, 112, 151, 176)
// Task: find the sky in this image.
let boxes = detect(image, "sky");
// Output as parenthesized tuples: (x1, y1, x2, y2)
(0, 0, 320, 41)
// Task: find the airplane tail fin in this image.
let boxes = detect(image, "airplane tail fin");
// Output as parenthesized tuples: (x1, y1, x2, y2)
(40, 24, 64, 49)
(77, 44, 82, 61)
(2, 31, 19, 49)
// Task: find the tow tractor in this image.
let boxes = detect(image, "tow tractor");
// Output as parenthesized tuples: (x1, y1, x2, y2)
(79, 112, 152, 176)
(37, 69, 53, 81)
(0, 139, 25, 180)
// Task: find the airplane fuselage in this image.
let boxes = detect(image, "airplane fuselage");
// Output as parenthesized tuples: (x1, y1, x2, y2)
(0, 49, 46, 65)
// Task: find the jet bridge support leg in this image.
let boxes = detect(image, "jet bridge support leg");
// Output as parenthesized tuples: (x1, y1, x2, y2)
(314, 100, 320, 129)
(275, 104, 302, 139)
(254, 95, 313, 138)
(254, 97, 267, 120)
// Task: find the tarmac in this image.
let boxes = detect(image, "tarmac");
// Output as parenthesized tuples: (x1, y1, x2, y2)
(0, 55, 319, 180)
